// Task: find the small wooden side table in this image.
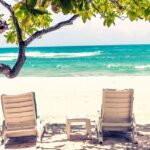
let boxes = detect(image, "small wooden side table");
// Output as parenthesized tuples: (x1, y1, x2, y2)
(66, 116, 92, 140)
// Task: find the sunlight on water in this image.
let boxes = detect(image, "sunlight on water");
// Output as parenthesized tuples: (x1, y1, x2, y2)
(0, 45, 150, 76)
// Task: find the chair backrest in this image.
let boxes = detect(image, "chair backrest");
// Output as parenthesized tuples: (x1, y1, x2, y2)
(102, 89, 134, 123)
(1, 92, 37, 130)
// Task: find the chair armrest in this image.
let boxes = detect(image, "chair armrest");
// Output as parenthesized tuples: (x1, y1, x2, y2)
(96, 111, 102, 127)
(2, 120, 6, 133)
(97, 110, 102, 121)
(36, 117, 47, 131)
(37, 117, 41, 124)
(97, 110, 101, 116)
(0, 121, 3, 136)
(131, 113, 136, 126)
(95, 111, 103, 140)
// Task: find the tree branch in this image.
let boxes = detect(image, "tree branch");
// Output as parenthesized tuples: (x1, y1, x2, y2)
(26, 15, 79, 46)
(0, 0, 26, 78)
(0, 64, 11, 78)
(0, 0, 23, 43)
(109, 0, 125, 10)
(0, 44, 26, 78)
(91, 3, 104, 18)
(0, 1, 79, 78)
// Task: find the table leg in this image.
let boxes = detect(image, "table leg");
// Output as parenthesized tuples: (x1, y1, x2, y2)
(66, 120, 71, 140)
(86, 120, 92, 139)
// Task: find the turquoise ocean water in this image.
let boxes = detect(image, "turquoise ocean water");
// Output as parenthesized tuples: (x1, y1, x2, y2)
(0, 44, 150, 77)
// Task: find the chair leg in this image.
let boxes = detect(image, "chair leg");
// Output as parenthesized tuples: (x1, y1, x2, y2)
(132, 126, 138, 144)
(1, 134, 7, 150)
(1, 121, 7, 148)
(36, 131, 44, 149)
(1, 139, 4, 145)
(36, 119, 46, 149)
(131, 114, 138, 144)
(36, 140, 40, 149)
(37, 126, 46, 143)
(98, 129, 103, 144)
(96, 119, 103, 144)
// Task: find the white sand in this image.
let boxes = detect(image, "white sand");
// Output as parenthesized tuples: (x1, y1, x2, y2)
(0, 77, 150, 149)
(0, 76, 150, 124)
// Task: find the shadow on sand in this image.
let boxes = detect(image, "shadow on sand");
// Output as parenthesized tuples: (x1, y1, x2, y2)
(0, 123, 150, 149)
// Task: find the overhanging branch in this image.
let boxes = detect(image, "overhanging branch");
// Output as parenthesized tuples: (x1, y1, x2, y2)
(0, 1, 79, 78)
(0, 0, 23, 43)
(109, 0, 125, 10)
(26, 15, 79, 46)
(0, 0, 26, 78)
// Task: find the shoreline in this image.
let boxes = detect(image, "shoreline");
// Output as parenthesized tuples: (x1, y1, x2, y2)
(1, 75, 150, 78)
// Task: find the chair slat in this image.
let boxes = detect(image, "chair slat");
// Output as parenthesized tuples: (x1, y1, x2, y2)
(5, 106, 34, 113)
(103, 107, 130, 113)
(102, 89, 133, 124)
(104, 89, 133, 98)
(1, 92, 37, 130)
(5, 111, 35, 118)
(104, 98, 132, 103)
(6, 115, 36, 123)
(104, 102, 131, 108)
(3, 96, 33, 103)
(4, 101, 33, 108)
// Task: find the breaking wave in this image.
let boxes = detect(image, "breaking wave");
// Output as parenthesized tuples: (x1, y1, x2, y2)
(0, 51, 101, 60)
(135, 65, 150, 69)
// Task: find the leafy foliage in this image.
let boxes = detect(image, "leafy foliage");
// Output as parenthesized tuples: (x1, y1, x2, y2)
(0, 14, 4, 19)
(3, 0, 150, 44)
(0, 14, 8, 34)
(5, 0, 52, 44)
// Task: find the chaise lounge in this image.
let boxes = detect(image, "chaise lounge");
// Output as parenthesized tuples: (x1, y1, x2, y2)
(1, 92, 45, 148)
(96, 89, 138, 144)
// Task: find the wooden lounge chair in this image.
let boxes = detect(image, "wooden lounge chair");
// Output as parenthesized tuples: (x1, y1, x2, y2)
(96, 89, 138, 144)
(1, 92, 45, 148)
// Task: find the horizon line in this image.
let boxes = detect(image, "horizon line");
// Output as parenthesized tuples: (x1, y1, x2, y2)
(1, 43, 150, 49)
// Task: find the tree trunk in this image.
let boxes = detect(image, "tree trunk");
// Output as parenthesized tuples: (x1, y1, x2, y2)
(0, 44, 26, 78)
(0, 1, 79, 78)
(10, 44, 26, 78)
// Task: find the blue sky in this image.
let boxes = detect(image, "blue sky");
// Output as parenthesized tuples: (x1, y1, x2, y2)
(0, 1, 150, 47)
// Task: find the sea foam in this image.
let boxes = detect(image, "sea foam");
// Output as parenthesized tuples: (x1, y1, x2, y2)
(0, 51, 101, 60)
(135, 65, 150, 69)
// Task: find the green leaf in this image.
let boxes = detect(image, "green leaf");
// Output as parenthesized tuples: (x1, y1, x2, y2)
(144, 8, 150, 17)
(31, 9, 48, 15)
(41, 0, 49, 7)
(13, 2, 23, 11)
(59, 0, 72, 13)
(127, 11, 137, 21)
(4, 31, 17, 44)
(27, 0, 38, 9)
(22, 14, 32, 27)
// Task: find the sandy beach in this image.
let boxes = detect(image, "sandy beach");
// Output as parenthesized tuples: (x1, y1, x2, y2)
(0, 76, 150, 149)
